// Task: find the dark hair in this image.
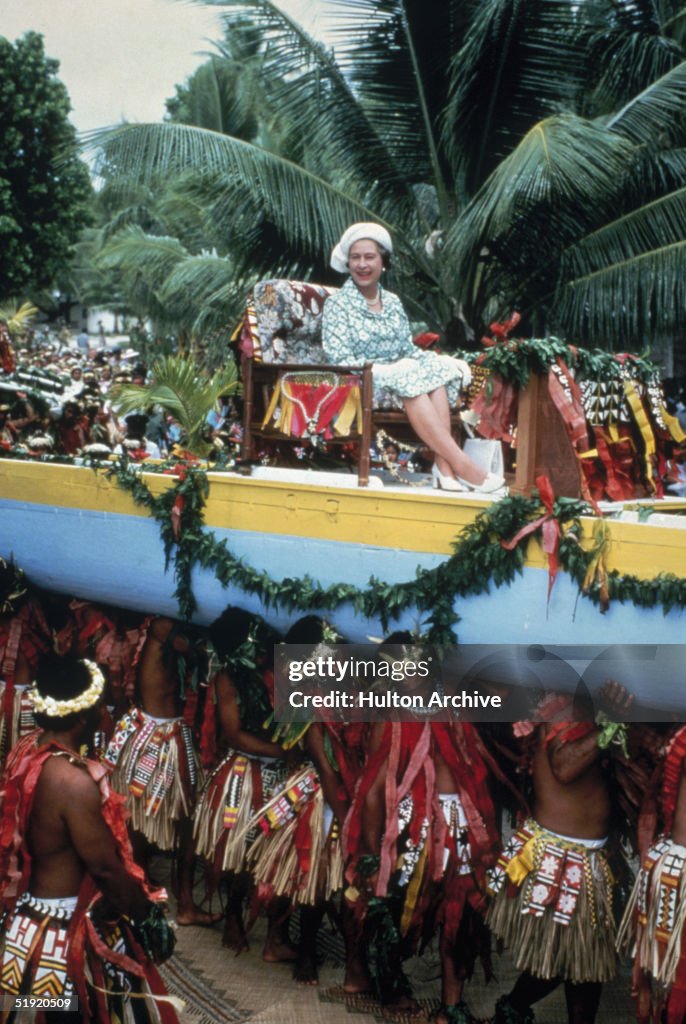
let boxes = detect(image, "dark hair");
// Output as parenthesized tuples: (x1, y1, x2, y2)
(209, 606, 282, 664)
(124, 414, 148, 439)
(374, 630, 416, 666)
(35, 590, 72, 635)
(381, 631, 414, 645)
(32, 654, 100, 731)
(0, 558, 29, 614)
(285, 615, 339, 646)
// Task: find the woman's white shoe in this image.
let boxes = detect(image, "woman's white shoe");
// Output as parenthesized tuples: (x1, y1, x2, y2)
(432, 464, 467, 492)
(456, 471, 508, 494)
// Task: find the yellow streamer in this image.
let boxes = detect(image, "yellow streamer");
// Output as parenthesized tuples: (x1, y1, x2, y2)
(624, 380, 656, 491)
(582, 520, 611, 612)
(400, 843, 427, 936)
(261, 378, 282, 428)
(334, 387, 362, 435)
(660, 404, 686, 444)
(505, 836, 537, 886)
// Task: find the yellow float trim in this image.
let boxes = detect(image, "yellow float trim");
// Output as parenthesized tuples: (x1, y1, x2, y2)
(1, 460, 685, 580)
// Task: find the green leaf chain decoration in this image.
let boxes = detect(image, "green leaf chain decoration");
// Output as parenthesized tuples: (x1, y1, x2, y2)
(90, 457, 686, 641)
(474, 337, 660, 390)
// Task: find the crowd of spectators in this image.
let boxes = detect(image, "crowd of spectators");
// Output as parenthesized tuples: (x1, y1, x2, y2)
(0, 323, 241, 462)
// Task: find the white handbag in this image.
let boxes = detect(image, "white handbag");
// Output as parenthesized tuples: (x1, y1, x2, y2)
(463, 438, 504, 476)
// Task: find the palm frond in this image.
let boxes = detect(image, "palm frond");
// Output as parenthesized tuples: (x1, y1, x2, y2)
(95, 228, 190, 328)
(443, 115, 634, 314)
(0, 301, 40, 337)
(322, 0, 459, 217)
(158, 254, 233, 304)
(562, 186, 686, 280)
(608, 59, 686, 144)
(552, 238, 686, 345)
(656, 2, 686, 44)
(111, 354, 240, 454)
(585, 28, 683, 114)
(190, 280, 247, 337)
(442, 0, 589, 194)
(623, 145, 686, 199)
(186, 0, 410, 199)
(83, 122, 406, 269)
(98, 227, 189, 283)
(157, 254, 235, 331)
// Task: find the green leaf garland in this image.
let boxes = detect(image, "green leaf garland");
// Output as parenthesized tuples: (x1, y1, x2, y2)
(92, 458, 686, 640)
(474, 337, 660, 389)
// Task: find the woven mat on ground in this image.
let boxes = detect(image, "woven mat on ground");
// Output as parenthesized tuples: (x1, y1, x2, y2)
(159, 952, 250, 1024)
(151, 854, 635, 1024)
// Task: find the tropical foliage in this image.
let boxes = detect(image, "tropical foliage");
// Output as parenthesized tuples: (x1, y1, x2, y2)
(111, 354, 240, 455)
(85, 0, 686, 353)
(0, 33, 92, 300)
(0, 302, 40, 338)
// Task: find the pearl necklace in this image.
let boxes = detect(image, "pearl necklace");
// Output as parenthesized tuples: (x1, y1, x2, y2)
(365, 291, 381, 309)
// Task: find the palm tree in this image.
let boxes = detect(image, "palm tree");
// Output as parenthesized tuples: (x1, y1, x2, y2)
(111, 353, 240, 455)
(81, 17, 329, 355)
(84, 0, 686, 351)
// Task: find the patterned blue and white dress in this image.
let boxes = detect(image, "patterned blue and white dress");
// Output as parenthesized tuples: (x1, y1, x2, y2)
(321, 278, 470, 402)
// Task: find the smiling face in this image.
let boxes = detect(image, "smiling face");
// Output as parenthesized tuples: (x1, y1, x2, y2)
(348, 239, 384, 293)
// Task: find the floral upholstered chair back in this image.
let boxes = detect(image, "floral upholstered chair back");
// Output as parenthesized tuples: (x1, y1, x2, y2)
(238, 279, 404, 410)
(239, 280, 334, 365)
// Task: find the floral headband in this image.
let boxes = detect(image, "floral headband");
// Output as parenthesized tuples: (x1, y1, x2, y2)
(29, 659, 105, 717)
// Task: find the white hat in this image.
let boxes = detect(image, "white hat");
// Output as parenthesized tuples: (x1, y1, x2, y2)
(330, 222, 393, 273)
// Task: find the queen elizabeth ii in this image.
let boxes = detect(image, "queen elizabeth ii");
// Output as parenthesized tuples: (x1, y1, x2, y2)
(322, 223, 506, 494)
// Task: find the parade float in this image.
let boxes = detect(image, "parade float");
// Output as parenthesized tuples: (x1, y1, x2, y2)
(1, 305, 685, 660)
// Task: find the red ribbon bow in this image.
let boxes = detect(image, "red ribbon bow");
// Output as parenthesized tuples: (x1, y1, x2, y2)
(500, 474, 560, 604)
(480, 311, 521, 348)
(412, 331, 441, 350)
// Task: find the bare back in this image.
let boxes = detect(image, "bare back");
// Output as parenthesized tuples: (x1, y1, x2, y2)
(434, 748, 457, 793)
(28, 754, 91, 897)
(27, 744, 149, 919)
(136, 617, 188, 717)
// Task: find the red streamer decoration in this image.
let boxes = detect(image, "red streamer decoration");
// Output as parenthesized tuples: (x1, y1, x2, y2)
(500, 474, 560, 604)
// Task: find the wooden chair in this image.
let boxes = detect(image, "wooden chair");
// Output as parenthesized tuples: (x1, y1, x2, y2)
(237, 279, 467, 486)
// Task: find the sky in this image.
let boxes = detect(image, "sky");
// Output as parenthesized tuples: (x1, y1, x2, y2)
(0, 0, 325, 134)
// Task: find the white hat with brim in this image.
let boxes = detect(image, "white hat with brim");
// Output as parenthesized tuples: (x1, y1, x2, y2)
(330, 223, 393, 274)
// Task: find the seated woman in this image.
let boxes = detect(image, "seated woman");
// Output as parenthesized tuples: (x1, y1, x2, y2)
(322, 222, 505, 493)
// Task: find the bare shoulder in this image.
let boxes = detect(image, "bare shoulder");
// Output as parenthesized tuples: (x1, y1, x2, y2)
(39, 752, 100, 806)
(214, 669, 238, 701)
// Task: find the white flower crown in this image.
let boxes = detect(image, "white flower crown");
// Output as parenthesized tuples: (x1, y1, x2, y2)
(29, 659, 106, 717)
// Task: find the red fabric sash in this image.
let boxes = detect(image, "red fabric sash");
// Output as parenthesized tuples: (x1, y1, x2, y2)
(500, 474, 560, 603)
(470, 374, 517, 443)
(343, 721, 502, 891)
(543, 721, 595, 749)
(95, 626, 141, 703)
(323, 721, 366, 801)
(661, 726, 686, 836)
(283, 379, 355, 438)
(0, 733, 168, 1021)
